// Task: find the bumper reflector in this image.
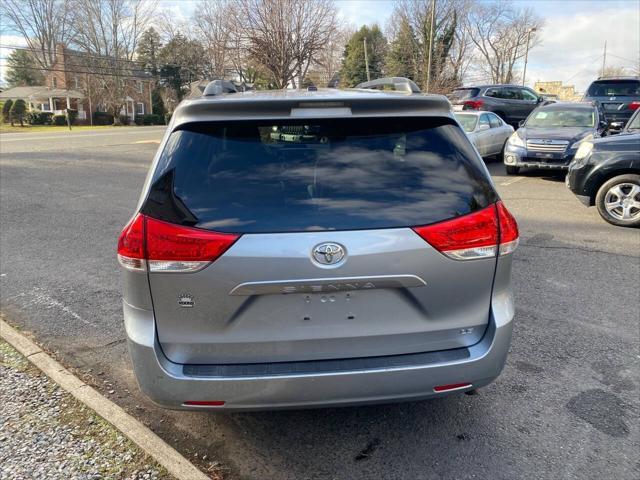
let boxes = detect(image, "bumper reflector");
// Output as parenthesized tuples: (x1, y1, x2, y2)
(183, 400, 226, 407)
(433, 383, 472, 392)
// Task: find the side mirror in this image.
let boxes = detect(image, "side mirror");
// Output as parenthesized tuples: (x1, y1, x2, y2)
(478, 123, 490, 131)
(537, 96, 544, 103)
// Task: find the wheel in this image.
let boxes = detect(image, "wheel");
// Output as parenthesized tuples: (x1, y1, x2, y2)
(505, 165, 520, 175)
(595, 174, 640, 227)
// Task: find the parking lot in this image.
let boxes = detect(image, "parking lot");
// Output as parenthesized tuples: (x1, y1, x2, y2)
(1, 127, 638, 479)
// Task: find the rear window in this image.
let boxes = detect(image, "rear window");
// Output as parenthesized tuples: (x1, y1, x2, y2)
(587, 80, 640, 97)
(142, 118, 497, 233)
(449, 88, 480, 102)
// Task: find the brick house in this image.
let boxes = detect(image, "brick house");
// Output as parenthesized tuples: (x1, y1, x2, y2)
(0, 44, 154, 124)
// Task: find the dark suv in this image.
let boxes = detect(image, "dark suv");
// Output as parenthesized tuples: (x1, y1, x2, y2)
(583, 77, 640, 130)
(449, 85, 544, 126)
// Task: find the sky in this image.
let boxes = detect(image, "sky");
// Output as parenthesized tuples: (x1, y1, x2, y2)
(1, 0, 639, 92)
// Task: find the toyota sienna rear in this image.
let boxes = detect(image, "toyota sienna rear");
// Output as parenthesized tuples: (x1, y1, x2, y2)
(118, 79, 518, 410)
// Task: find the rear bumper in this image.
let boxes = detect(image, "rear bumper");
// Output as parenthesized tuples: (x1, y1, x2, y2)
(124, 291, 514, 411)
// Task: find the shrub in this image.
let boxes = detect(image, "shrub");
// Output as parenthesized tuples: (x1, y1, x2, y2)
(140, 113, 161, 125)
(93, 111, 114, 125)
(10, 99, 27, 126)
(3, 99, 14, 124)
(134, 115, 144, 126)
(119, 114, 130, 125)
(52, 114, 67, 126)
(164, 112, 172, 124)
(27, 111, 54, 125)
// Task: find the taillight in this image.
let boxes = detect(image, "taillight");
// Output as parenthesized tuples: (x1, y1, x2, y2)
(117, 214, 145, 271)
(117, 214, 239, 273)
(412, 201, 518, 260)
(463, 99, 484, 110)
(629, 101, 640, 111)
(496, 201, 519, 255)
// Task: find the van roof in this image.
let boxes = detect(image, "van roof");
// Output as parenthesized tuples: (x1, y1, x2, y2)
(171, 88, 453, 126)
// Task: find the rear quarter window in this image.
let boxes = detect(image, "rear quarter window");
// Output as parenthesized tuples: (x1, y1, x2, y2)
(449, 88, 480, 102)
(142, 117, 498, 233)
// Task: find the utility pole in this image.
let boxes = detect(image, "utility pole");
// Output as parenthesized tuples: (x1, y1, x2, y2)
(425, 0, 436, 93)
(363, 37, 371, 82)
(522, 27, 537, 86)
(601, 40, 607, 77)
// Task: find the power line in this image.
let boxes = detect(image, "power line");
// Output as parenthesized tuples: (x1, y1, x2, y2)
(0, 43, 215, 72)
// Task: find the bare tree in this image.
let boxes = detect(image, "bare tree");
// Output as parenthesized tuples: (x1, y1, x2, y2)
(230, 0, 338, 89)
(70, 0, 157, 122)
(154, 8, 189, 42)
(306, 23, 352, 87)
(193, 0, 231, 79)
(464, 0, 543, 84)
(0, 0, 74, 69)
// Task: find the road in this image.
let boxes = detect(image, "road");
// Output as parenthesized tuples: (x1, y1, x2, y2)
(1, 127, 638, 480)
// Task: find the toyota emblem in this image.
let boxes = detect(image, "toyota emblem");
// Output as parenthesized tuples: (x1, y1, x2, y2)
(312, 242, 346, 266)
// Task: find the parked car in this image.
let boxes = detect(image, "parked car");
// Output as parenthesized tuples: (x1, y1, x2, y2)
(117, 78, 519, 411)
(448, 84, 544, 126)
(454, 111, 514, 159)
(503, 102, 607, 175)
(566, 107, 640, 227)
(583, 76, 640, 130)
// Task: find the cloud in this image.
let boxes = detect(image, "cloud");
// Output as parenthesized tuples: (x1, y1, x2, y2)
(526, 6, 640, 92)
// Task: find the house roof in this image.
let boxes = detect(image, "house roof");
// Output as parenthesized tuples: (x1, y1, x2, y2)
(0, 86, 85, 100)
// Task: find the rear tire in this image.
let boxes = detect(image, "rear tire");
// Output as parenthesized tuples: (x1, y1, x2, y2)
(505, 165, 520, 175)
(595, 174, 640, 227)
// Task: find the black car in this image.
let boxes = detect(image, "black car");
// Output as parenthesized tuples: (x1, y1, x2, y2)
(449, 84, 544, 126)
(503, 102, 607, 175)
(583, 76, 640, 130)
(566, 108, 640, 227)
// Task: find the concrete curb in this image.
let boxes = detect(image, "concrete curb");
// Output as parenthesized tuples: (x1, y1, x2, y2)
(0, 318, 210, 480)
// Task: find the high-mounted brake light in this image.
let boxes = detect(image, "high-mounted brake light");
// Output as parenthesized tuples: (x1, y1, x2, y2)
(629, 101, 640, 111)
(412, 201, 518, 260)
(117, 214, 240, 273)
(463, 99, 484, 110)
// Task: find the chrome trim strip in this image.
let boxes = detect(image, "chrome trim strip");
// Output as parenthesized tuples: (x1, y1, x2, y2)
(228, 274, 427, 296)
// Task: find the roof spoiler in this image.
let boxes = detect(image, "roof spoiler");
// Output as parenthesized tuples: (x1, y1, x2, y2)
(203, 79, 238, 96)
(356, 77, 421, 94)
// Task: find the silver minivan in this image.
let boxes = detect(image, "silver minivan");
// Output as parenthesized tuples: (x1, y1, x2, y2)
(118, 79, 518, 410)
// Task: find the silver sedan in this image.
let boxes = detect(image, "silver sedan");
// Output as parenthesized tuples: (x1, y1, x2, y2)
(455, 111, 514, 158)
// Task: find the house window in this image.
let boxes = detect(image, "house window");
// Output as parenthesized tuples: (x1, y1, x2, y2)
(137, 81, 144, 94)
(74, 76, 80, 89)
(39, 103, 50, 111)
(52, 77, 57, 88)
(135, 102, 145, 115)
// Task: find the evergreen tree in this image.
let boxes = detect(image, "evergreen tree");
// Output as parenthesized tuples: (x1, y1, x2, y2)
(158, 34, 207, 100)
(6, 49, 44, 87)
(151, 87, 166, 118)
(10, 99, 27, 126)
(136, 27, 162, 76)
(386, 18, 418, 80)
(340, 25, 388, 87)
(2, 99, 14, 124)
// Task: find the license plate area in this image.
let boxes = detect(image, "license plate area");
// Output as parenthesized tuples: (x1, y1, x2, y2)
(604, 103, 623, 111)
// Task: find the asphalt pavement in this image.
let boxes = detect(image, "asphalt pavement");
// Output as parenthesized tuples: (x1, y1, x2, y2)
(1, 126, 638, 480)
